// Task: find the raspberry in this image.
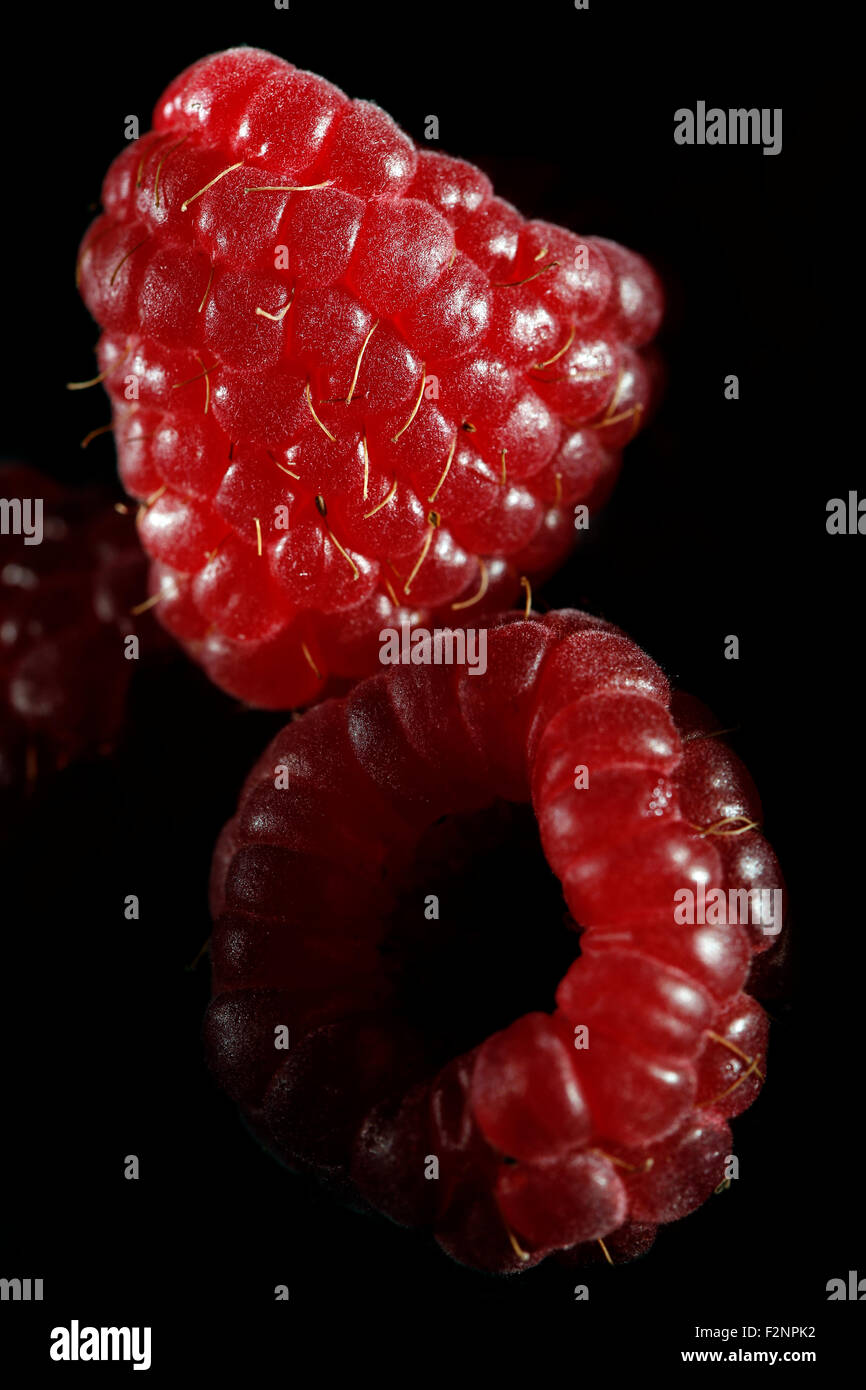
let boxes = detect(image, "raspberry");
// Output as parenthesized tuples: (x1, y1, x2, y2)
(0, 464, 155, 795)
(76, 47, 663, 708)
(204, 609, 781, 1271)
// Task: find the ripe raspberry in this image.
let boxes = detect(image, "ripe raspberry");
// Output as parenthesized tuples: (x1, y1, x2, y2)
(205, 609, 782, 1270)
(76, 47, 663, 708)
(0, 464, 157, 795)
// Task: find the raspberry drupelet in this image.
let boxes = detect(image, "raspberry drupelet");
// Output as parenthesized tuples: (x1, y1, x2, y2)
(204, 610, 784, 1271)
(76, 46, 663, 708)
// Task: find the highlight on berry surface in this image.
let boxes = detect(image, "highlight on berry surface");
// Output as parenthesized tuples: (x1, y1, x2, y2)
(74, 44, 665, 709)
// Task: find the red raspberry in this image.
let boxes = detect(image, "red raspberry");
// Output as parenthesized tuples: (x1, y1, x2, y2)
(76, 47, 663, 708)
(204, 610, 781, 1271)
(0, 464, 155, 794)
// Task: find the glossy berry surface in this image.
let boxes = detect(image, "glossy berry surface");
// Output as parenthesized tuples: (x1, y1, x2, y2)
(0, 464, 153, 793)
(205, 609, 782, 1271)
(76, 46, 663, 708)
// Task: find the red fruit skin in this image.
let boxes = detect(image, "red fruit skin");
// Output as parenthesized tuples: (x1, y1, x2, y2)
(469, 1013, 593, 1162)
(205, 611, 782, 1271)
(695, 994, 769, 1117)
(556, 952, 715, 1061)
(568, 1027, 698, 1147)
(556, 1219, 658, 1267)
(350, 1083, 441, 1227)
(434, 1185, 546, 1274)
(495, 1151, 627, 1253)
(261, 1016, 431, 1170)
(0, 465, 160, 793)
(77, 46, 664, 709)
(428, 1052, 500, 1212)
(611, 1108, 733, 1224)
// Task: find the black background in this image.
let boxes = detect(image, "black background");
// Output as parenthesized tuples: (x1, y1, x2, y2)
(1, 0, 858, 1374)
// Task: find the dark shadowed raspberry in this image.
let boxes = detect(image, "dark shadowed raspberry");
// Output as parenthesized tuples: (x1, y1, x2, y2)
(77, 47, 663, 707)
(0, 464, 157, 794)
